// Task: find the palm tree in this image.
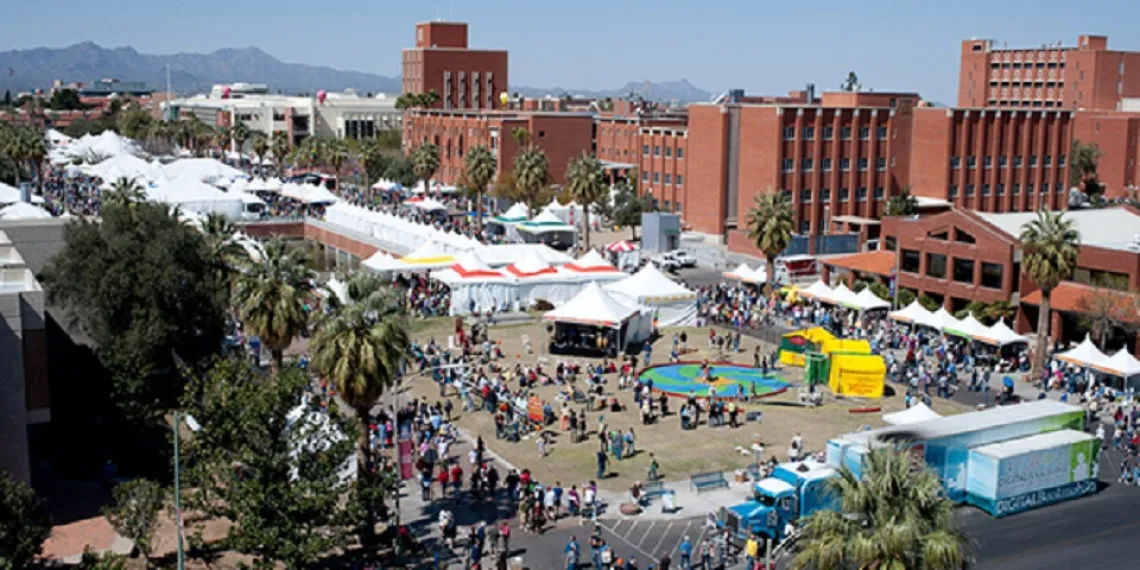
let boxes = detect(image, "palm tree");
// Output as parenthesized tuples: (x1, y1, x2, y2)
(421, 90, 441, 107)
(326, 138, 349, 177)
(234, 238, 314, 371)
(884, 186, 919, 216)
(230, 123, 251, 158)
(248, 131, 269, 171)
(462, 145, 497, 234)
(512, 146, 550, 217)
(270, 131, 291, 177)
(411, 142, 440, 194)
(1019, 210, 1081, 379)
(201, 212, 251, 286)
(565, 152, 607, 250)
(746, 190, 795, 290)
(310, 272, 408, 546)
(103, 176, 147, 216)
(511, 127, 532, 150)
(793, 446, 972, 570)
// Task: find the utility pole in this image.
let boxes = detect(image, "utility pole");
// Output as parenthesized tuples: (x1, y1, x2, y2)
(173, 410, 185, 570)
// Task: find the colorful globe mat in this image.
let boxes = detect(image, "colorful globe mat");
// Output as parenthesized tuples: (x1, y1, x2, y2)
(638, 363, 790, 398)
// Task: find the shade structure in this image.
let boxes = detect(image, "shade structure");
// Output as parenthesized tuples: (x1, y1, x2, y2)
(801, 280, 834, 300)
(564, 249, 619, 273)
(889, 300, 935, 324)
(544, 282, 639, 327)
(882, 402, 942, 425)
(325, 277, 350, 304)
(852, 288, 891, 311)
(723, 262, 757, 282)
(973, 321, 1029, 346)
(280, 182, 339, 204)
(84, 153, 165, 182)
(163, 158, 247, 182)
(0, 202, 52, 220)
(926, 307, 964, 333)
(146, 177, 243, 219)
(828, 283, 859, 308)
(404, 196, 449, 212)
(1055, 335, 1113, 371)
(0, 182, 43, 204)
(605, 265, 698, 327)
(944, 314, 989, 339)
(517, 210, 575, 235)
(605, 240, 637, 253)
(475, 244, 573, 267)
(363, 241, 456, 272)
(432, 252, 514, 315)
(493, 202, 529, 224)
(1104, 350, 1140, 378)
(505, 250, 558, 278)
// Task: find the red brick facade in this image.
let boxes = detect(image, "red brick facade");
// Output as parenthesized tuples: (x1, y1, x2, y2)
(402, 22, 508, 111)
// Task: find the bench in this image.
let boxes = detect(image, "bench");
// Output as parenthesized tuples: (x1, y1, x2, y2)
(643, 480, 668, 499)
(690, 471, 729, 493)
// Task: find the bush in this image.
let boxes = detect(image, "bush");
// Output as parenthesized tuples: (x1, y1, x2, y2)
(869, 282, 891, 301)
(532, 299, 554, 311)
(896, 289, 916, 308)
(918, 294, 942, 312)
(852, 279, 869, 293)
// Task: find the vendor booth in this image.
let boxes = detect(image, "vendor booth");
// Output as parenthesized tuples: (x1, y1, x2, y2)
(605, 265, 698, 327)
(778, 327, 836, 366)
(504, 251, 580, 307)
(516, 211, 577, 250)
(431, 252, 515, 315)
(544, 283, 651, 357)
(605, 240, 640, 272)
(487, 202, 530, 241)
(882, 402, 942, 425)
(362, 241, 456, 272)
(827, 353, 887, 399)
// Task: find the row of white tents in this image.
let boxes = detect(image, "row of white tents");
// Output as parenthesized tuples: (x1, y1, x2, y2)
(1053, 335, 1140, 380)
(801, 280, 892, 312)
(326, 202, 480, 255)
(887, 300, 1029, 347)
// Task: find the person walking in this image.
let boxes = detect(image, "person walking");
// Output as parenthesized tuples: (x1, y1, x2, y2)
(565, 536, 581, 570)
(744, 534, 759, 570)
(678, 536, 692, 570)
(596, 449, 608, 479)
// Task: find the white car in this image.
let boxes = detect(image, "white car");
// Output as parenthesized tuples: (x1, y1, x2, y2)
(665, 250, 698, 268)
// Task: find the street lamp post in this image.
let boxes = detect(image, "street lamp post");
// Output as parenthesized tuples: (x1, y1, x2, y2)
(172, 411, 201, 570)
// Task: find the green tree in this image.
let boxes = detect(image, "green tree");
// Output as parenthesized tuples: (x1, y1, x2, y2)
(897, 288, 917, 308)
(421, 89, 441, 107)
(75, 547, 129, 570)
(117, 107, 154, 141)
(49, 88, 88, 110)
(250, 131, 270, 171)
(234, 238, 314, 371)
(1069, 139, 1104, 198)
(326, 138, 349, 176)
(410, 142, 440, 194)
(375, 128, 402, 150)
(200, 212, 251, 285)
(512, 146, 551, 217)
(852, 279, 869, 293)
(230, 122, 251, 155)
(103, 176, 147, 213)
(102, 479, 166, 563)
(461, 144, 497, 234)
(1076, 278, 1140, 348)
(1020, 210, 1081, 379)
(840, 71, 860, 92)
(746, 190, 795, 290)
(180, 359, 360, 569)
(606, 178, 652, 240)
(40, 200, 228, 420)
(918, 294, 942, 312)
(564, 152, 607, 251)
(793, 447, 972, 570)
(511, 127, 532, 150)
(884, 186, 919, 217)
(869, 281, 891, 301)
(311, 274, 408, 546)
(271, 130, 291, 176)
(954, 300, 989, 321)
(0, 471, 52, 570)
(982, 300, 1017, 324)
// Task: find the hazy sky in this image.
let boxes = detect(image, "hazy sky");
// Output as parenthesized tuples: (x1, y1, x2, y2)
(4, 0, 1139, 103)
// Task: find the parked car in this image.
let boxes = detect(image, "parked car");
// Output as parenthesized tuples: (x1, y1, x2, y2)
(650, 255, 681, 272)
(664, 249, 698, 268)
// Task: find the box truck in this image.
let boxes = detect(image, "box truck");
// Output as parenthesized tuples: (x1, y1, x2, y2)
(965, 429, 1100, 517)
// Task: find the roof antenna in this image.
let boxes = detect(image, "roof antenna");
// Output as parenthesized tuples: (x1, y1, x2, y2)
(436, 6, 440, 21)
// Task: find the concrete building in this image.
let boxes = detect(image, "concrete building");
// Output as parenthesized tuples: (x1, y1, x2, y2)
(166, 86, 402, 145)
(401, 22, 508, 111)
(78, 78, 152, 98)
(958, 35, 1140, 111)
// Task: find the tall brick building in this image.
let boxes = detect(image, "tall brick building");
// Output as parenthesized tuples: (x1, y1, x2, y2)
(401, 22, 508, 111)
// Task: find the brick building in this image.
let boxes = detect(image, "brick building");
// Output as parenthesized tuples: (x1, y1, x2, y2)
(401, 22, 508, 111)
(1071, 110, 1140, 198)
(958, 35, 1140, 111)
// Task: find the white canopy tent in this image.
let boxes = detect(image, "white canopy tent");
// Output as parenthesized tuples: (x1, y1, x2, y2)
(66, 130, 141, 159)
(801, 280, 834, 301)
(852, 288, 891, 311)
(280, 183, 339, 205)
(545, 282, 653, 353)
(564, 250, 620, 274)
(517, 210, 576, 235)
(944, 314, 989, 339)
(606, 265, 698, 327)
(404, 197, 449, 212)
(163, 158, 248, 183)
(973, 321, 1029, 347)
(432, 252, 515, 315)
(889, 300, 935, 325)
(1055, 335, 1113, 371)
(147, 177, 243, 219)
(0, 182, 44, 205)
(363, 241, 456, 273)
(0, 202, 53, 220)
(1104, 350, 1140, 379)
(882, 402, 942, 425)
(84, 153, 165, 182)
(723, 263, 760, 283)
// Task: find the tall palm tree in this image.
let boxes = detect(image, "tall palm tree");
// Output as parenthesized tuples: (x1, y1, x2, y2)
(249, 132, 270, 173)
(1020, 210, 1081, 379)
(411, 142, 440, 194)
(793, 447, 972, 570)
(512, 146, 550, 217)
(201, 212, 252, 286)
(103, 176, 147, 217)
(565, 152, 607, 251)
(230, 123, 251, 157)
(326, 138, 349, 177)
(462, 145, 497, 234)
(234, 238, 314, 371)
(421, 90, 441, 108)
(270, 130, 291, 177)
(311, 272, 408, 545)
(746, 190, 795, 290)
(511, 127, 532, 150)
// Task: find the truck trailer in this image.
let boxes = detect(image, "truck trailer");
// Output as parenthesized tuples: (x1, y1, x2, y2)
(965, 429, 1100, 517)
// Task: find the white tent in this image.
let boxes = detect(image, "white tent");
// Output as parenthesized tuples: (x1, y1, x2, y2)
(882, 402, 942, 425)
(246, 177, 284, 192)
(432, 252, 515, 315)
(405, 197, 449, 212)
(723, 263, 758, 282)
(544, 282, 638, 327)
(801, 280, 834, 301)
(0, 182, 42, 204)
(147, 177, 243, 219)
(325, 277, 350, 305)
(517, 210, 576, 235)
(889, 301, 935, 324)
(828, 283, 859, 307)
(163, 158, 247, 183)
(364, 241, 456, 272)
(564, 250, 619, 274)
(605, 265, 698, 327)
(84, 153, 165, 182)
(1055, 335, 1113, 370)
(945, 314, 989, 339)
(494, 202, 530, 223)
(852, 288, 891, 311)
(67, 130, 140, 159)
(973, 320, 1029, 346)
(1104, 350, 1140, 379)
(46, 129, 73, 146)
(0, 202, 52, 220)
(281, 183, 339, 205)
(476, 244, 573, 267)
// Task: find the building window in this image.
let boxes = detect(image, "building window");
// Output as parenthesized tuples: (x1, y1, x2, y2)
(1041, 182, 1049, 194)
(1012, 183, 1020, 196)
(840, 158, 851, 171)
(800, 189, 813, 203)
(1029, 155, 1038, 167)
(901, 249, 921, 273)
(966, 184, 976, 197)
(981, 262, 1003, 289)
(1056, 184, 1064, 194)
(949, 185, 959, 199)
(953, 258, 975, 284)
(1026, 183, 1035, 194)
(1043, 155, 1052, 167)
(803, 126, 815, 140)
(983, 156, 993, 169)
(654, 146, 661, 156)
(781, 189, 793, 202)
(653, 172, 659, 183)
(782, 158, 795, 172)
(859, 126, 870, 140)
(856, 187, 868, 202)
(802, 158, 813, 171)
(876, 157, 886, 171)
(876, 126, 887, 140)
(996, 183, 1005, 196)
(926, 253, 947, 279)
(1072, 268, 1129, 289)
(677, 148, 684, 159)
(676, 175, 684, 187)
(966, 156, 976, 169)
(642, 171, 649, 182)
(664, 200, 670, 211)
(822, 126, 834, 140)
(839, 188, 850, 202)
(951, 156, 961, 169)
(675, 201, 682, 212)
(642, 145, 649, 156)
(820, 188, 831, 201)
(664, 174, 672, 184)
(822, 158, 832, 172)
(1058, 154, 1066, 167)
(840, 126, 852, 140)
(665, 147, 672, 157)
(800, 220, 811, 233)
(956, 230, 976, 244)
(874, 187, 884, 201)
(982, 184, 991, 197)
(858, 157, 869, 171)
(783, 126, 795, 140)
(1014, 155, 1023, 167)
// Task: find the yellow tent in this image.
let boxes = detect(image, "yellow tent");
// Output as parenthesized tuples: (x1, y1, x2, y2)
(778, 327, 836, 366)
(827, 353, 886, 399)
(819, 338, 872, 356)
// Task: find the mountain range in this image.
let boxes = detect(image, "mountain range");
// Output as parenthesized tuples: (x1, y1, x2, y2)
(0, 42, 713, 102)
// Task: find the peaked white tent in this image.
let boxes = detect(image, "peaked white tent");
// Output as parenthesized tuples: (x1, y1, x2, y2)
(84, 153, 165, 182)
(281, 183, 339, 204)
(945, 314, 989, 339)
(889, 300, 935, 324)
(606, 265, 698, 327)
(518, 210, 576, 235)
(564, 250, 620, 274)
(0, 202, 52, 220)
(882, 402, 942, 425)
(973, 320, 1029, 346)
(828, 283, 859, 307)
(147, 177, 243, 219)
(544, 282, 638, 327)
(325, 277, 350, 304)
(723, 263, 759, 282)
(67, 130, 140, 159)
(801, 280, 833, 300)
(163, 158, 247, 183)
(0, 182, 42, 204)
(1055, 335, 1113, 371)
(1104, 350, 1140, 379)
(432, 252, 514, 315)
(404, 197, 448, 212)
(852, 288, 891, 311)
